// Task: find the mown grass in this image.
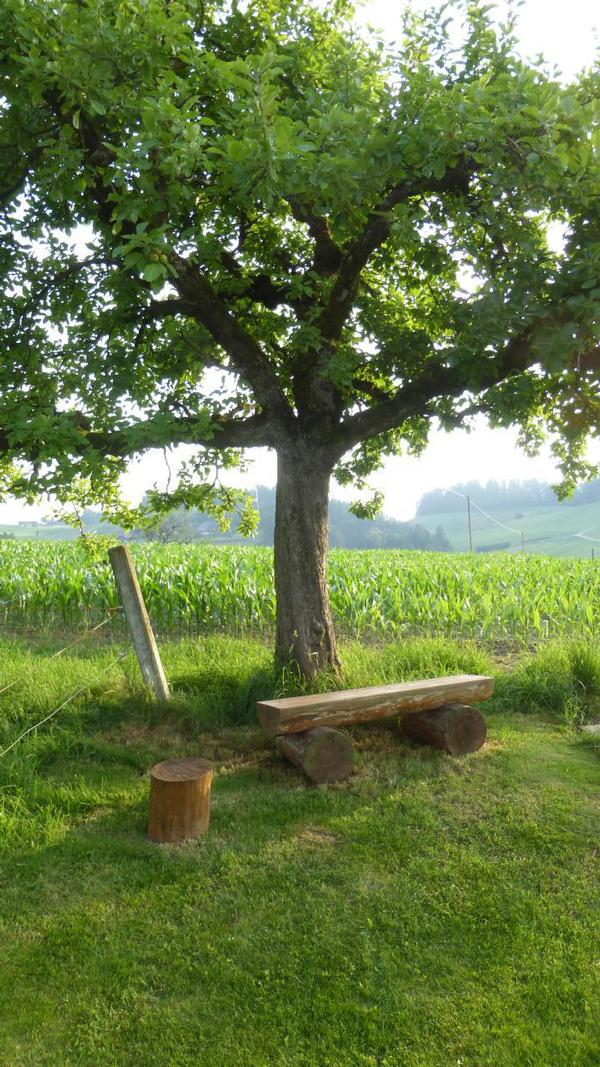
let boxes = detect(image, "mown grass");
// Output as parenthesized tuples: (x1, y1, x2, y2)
(0, 635, 599, 1065)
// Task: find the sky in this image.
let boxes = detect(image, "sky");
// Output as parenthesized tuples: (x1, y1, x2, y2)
(2, 0, 599, 525)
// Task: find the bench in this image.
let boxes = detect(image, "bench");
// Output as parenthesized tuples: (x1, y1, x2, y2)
(257, 674, 494, 783)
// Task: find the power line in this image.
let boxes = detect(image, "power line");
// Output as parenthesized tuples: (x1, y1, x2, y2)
(446, 489, 523, 536)
(443, 489, 600, 556)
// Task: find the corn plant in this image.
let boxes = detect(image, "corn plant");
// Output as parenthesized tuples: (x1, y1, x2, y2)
(1, 542, 600, 645)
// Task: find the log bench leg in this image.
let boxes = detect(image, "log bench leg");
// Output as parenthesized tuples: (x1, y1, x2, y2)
(275, 727, 354, 783)
(400, 702, 487, 755)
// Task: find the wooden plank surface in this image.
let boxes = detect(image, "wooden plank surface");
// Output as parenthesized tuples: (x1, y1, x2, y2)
(257, 674, 494, 737)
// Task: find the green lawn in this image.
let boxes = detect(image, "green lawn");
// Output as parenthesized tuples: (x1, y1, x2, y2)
(0, 636, 599, 1066)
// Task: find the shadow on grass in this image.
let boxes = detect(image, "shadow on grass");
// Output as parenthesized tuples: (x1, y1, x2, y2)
(1, 718, 483, 923)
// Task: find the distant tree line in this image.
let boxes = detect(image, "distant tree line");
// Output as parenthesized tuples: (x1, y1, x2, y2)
(255, 489, 451, 551)
(78, 486, 451, 551)
(417, 477, 600, 515)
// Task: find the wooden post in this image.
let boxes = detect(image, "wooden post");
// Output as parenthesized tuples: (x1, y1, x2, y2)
(108, 544, 170, 702)
(275, 727, 354, 783)
(148, 757, 213, 843)
(400, 703, 487, 755)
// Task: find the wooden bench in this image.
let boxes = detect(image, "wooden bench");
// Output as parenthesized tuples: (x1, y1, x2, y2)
(258, 674, 494, 783)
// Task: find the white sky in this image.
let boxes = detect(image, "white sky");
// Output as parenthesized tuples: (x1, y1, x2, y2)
(2, 0, 599, 525)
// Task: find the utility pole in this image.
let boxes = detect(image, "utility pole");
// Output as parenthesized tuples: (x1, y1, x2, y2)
(466, 495, 473, 552)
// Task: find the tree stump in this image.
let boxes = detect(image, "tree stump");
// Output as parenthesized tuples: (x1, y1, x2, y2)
(147, 757, 213, 843)
(400, 703, 487, 755)
(275, 727, 354, 783)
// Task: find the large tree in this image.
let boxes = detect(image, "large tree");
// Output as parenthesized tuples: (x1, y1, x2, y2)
(0, 0, 599, 675)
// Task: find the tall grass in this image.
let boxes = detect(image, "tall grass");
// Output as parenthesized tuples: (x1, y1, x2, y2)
(1, 541, 599, 644)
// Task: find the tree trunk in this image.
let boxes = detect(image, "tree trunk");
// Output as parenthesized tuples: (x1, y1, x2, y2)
(274, 441, 340, 678)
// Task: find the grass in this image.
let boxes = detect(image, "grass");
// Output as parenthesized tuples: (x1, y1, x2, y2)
(417, 497, 600, 557)
(0, 634, 599, 1066)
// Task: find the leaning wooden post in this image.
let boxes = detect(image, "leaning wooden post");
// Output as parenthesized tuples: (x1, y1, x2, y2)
(108, 545, 170, 702)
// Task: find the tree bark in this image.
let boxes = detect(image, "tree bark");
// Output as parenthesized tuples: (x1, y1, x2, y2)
(147, 757, 213, 843)
(275, 727, 354, 783)
(274, 440, 340, 678)
(400, 703, 487, 755)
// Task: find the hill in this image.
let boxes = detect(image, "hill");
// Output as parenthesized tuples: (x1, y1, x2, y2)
(415, 479, 600, 557)
(1, 487, 451, 552)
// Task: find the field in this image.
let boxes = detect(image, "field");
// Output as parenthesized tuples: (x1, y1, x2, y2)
(6, 490, 600, 558)
(417, 498, 600, 557)
(1, 541, 600, 645)
(0, 522, 78, 541)
(1, 546, 599, 1065)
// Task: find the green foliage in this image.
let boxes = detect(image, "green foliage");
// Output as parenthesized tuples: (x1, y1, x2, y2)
(347, 490, 385, 520)
(3, 542, 600, 645)
(0, 0, 599, 513)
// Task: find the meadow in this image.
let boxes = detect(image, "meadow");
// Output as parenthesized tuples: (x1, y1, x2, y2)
(1, 545, 599, 1066)
(1, 540, 600, 645)
(0, 635, 599, 1066)
(418, 497, 600, 558)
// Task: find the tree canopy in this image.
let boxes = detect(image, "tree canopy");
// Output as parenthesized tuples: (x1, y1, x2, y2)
(1, 0, 599, 672)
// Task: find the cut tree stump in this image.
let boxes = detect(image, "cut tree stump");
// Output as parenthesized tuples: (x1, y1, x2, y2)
(400, 703, 487, 755)
(275, 727, 354, 783)
(147, 757, 213, 843)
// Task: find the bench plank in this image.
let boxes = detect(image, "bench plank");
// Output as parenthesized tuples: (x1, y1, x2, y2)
(257, 674, 494, 737)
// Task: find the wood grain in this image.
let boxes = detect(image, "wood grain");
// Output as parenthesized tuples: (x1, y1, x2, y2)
(147, 757, 213, 843)
(275, 727, 354, 783)
(257, 675, 494, 736)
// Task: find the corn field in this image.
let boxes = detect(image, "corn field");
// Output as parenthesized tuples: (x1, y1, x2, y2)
(0, 541, 598, 644)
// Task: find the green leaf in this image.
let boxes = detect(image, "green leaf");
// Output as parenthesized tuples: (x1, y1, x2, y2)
(142, 262, 167, 283)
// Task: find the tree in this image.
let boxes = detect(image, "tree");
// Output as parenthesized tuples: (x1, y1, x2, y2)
(0, 0, 599, 676)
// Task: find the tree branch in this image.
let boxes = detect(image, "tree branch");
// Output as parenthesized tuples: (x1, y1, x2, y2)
(121, 297, 189, 325)
(172, 256, 292, 420)
(88, 411, 273, 455)
(316, 157, 474, 345)
(351, 377, 393, 404)
(0, 411, 273, 462)
(218, 249, 306, 313)
(39, 103, 293, 424)
(287, 198, 343, 275)
(334, 329, 533, 453)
